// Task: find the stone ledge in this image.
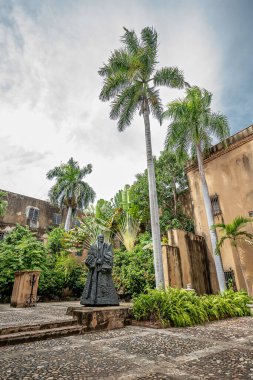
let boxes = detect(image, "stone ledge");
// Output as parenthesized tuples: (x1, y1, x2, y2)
(67, 305, 132, 331)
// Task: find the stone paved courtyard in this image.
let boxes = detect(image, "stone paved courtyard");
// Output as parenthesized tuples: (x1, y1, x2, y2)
(0, 302, 253, 379)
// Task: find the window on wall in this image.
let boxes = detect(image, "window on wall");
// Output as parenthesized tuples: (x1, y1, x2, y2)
(53, 213, 62, 226)
(26, 206, 40, 228)
(248, 211, 253, 217)
(210, 194, 221, 216)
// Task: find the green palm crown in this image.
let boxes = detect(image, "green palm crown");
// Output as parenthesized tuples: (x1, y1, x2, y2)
(98, 26, 186, 130)
(46, 157, 95, 211)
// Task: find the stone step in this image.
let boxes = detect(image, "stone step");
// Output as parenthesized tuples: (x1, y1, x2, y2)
(0, 325, 84, 346)
(0, 319, 78, 336)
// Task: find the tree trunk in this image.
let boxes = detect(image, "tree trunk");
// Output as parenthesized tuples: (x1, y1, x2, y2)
(235, 244, 250, 294)
(196, 143, 226, 292)
(143, 101, 165, 288)
(65, 206, 73, 231)
(172, 178, 177, 216)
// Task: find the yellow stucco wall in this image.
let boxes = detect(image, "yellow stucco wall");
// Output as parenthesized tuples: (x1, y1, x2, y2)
(187, 126, 253, 295)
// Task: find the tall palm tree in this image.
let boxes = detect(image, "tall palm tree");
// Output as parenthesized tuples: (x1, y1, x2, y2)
(46, 158, 95, 231)
(163, 86, 230, 292)
(98, 26, 186, 288)
(0, 191, 8, 217)
(212, 216, 253, 294)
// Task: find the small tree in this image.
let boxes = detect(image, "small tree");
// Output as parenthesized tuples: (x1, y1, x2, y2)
(46, 158, 95, 231)
(212, 216, 253, 294)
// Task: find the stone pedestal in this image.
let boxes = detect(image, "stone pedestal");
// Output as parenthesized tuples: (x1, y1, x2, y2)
(67, 305, 131, 331)
(10, 270, 41, 308)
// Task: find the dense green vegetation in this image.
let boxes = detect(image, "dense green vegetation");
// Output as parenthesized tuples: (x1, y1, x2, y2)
(132, 288, 251, 327)
(113, 232, 155, 298)
(128, 149, 194, 235)
(0, 225, 86, 301)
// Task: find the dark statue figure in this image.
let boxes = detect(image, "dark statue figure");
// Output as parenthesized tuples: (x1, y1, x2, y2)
(80, 234, 119, 306)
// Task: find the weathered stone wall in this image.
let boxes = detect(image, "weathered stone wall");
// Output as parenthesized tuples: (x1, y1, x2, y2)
(0, 189, 62, 234)
(187, 125, 253, 295)
(162, 229, 212, 294)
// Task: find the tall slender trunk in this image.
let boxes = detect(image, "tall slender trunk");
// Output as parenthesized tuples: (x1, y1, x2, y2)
(172, 178, 177, 216)
(196, 143, 226, 292)
(235, 244, 250, 294)
(65, 206, 73, 231)
(143, 100, 165, 288)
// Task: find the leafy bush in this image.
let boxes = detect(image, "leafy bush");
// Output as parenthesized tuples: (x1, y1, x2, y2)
(113, 232, 155, 298)
(47, 227, 66, 255)
(132, 288, 251, 327)
(39, 252, 87, 299)
(0, 225, 48, 299)
(0, 225, 87, 301)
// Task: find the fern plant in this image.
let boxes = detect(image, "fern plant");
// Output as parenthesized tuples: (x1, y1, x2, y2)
(132, 288, 251, 327)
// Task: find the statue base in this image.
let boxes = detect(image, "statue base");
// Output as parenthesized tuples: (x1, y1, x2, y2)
(66, 305, 131, 331)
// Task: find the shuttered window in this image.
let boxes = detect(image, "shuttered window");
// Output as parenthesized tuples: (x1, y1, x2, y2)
(210, 194, 221, 216)
(27, 207, 40, 223)
(53, 213, 62, 225)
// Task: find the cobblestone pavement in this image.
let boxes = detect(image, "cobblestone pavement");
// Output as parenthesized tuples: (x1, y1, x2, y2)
(0, 303, 253, 379)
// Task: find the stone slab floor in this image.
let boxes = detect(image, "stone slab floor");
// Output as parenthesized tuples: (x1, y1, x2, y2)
(0, 302, 79, 328)
(0, 303, 253, 379)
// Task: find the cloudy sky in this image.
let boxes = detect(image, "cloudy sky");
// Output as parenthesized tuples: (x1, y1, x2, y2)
(0, 0, 252, 202)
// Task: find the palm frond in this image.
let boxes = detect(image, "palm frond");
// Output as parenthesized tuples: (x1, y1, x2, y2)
(215, 236, 228, 254)
(98, 49, 130, 78)
(122, 27, 140, 54)
(211, 223, 226, 230)
(209, 112, 230, 141)
(99, 72, 129, 101)
(147, 86, 163, 123)
(109, 83, 142, 120)
(141, 26, 158, 53)
(154, 67, 184, 89)
(117, 94, 139, 132)
(116, 213, 140, 251)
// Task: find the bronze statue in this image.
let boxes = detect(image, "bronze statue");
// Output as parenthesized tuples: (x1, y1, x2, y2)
(80, 234, 119, 306)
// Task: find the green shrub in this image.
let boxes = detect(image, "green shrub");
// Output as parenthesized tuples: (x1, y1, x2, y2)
(113, 232, 155, 297)
(0, 225, 48, 299)
(0, 224, 87, 301)
(132, 288, 251, 327)
(47, 227, 66, 255)
(38, 252, 87, 299)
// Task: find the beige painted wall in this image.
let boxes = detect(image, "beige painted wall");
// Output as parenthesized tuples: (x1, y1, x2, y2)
(187, 127, 253, 295)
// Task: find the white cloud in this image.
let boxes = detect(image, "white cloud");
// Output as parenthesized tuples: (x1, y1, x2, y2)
(0, 0, 223, 201)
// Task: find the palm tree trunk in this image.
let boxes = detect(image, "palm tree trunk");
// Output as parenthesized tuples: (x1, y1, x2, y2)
(235, 244, 250, 294)
(143, 100, 165, 288)
(196, 143, 226, 292)
(65, 206, 73, 231)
